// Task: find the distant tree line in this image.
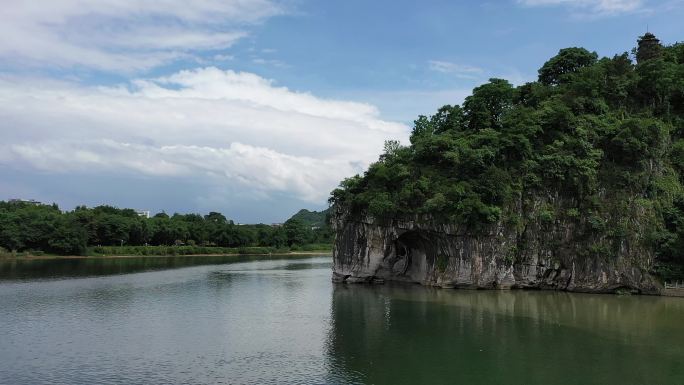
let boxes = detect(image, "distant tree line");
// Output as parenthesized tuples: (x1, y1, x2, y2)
(0, 201, 332, 255)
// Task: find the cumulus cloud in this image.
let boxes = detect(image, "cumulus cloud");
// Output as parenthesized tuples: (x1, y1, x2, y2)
(0, 0, 284, 72)
(0, 69, 409, 203)
(517, 0, 645, 15)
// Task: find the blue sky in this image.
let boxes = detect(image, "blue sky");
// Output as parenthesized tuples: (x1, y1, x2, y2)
(1, 0, 682, 222)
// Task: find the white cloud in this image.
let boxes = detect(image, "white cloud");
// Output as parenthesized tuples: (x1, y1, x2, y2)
(0, 0, 284, 72)
(517, 0, 645, 15)
(428, 60, 483, 78)
(0, 68, 409, 203)
(349, 89, 474, 123)
(252, 58, 289, 67)
(214, 54, 236, 61)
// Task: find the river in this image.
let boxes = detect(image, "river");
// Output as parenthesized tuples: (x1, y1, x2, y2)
(0, 255, 683, 384)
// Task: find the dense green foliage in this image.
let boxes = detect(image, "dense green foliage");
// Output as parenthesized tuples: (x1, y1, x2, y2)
(0, 202, 332, 256)
(330, 34, 684, 273)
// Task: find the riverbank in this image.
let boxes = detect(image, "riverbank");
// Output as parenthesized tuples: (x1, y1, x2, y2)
(0, 245, 332, 261)
(0, 251, 332, 261)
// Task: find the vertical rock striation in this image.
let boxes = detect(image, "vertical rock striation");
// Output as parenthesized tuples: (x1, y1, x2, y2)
(331, 199, 662, 294)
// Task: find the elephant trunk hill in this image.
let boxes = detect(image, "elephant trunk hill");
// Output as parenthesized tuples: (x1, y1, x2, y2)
(330, 33, 684, 294)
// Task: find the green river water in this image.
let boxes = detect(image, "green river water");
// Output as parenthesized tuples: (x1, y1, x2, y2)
(0, 255, 682, 384)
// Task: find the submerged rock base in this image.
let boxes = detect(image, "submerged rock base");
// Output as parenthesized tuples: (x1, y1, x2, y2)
(332, 212, 662, 295)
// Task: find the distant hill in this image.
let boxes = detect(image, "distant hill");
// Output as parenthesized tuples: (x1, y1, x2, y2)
(287, 208, 331, 227)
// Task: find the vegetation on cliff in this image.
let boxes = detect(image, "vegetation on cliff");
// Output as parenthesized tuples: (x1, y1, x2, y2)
(330, 34, 684, 279)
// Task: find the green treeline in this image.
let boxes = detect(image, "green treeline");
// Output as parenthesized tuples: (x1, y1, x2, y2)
(0, 201, 332, 256)
(330, 33, 684, 276)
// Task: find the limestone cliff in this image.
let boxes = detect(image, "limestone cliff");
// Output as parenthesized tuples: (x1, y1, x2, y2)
(331, 199, 663, 294)
(329, 35, 684, 293)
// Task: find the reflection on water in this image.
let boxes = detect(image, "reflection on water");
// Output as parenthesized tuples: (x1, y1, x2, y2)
(0, 254, 322, 280)
(0, 255, 683, 384)
(328, 285, 684, 385)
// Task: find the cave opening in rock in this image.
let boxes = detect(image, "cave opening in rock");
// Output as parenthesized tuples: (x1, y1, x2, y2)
(391, 231, 430, 279)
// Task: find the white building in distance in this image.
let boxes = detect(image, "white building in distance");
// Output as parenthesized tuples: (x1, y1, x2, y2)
(136, 210, 150, 219)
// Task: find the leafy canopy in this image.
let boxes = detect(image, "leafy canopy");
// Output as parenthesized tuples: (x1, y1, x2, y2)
(330, 34, 684, 268)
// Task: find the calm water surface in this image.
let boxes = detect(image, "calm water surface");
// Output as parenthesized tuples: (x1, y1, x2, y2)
(1, 255, 683, 384)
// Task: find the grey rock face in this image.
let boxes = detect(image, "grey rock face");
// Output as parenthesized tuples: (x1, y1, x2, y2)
(331, 207, 662, 295)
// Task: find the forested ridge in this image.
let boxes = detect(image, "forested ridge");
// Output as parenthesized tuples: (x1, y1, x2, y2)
(330, 33, 684, 279)
(0, 202, 332, 256)
(289, 208, 331, 227)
